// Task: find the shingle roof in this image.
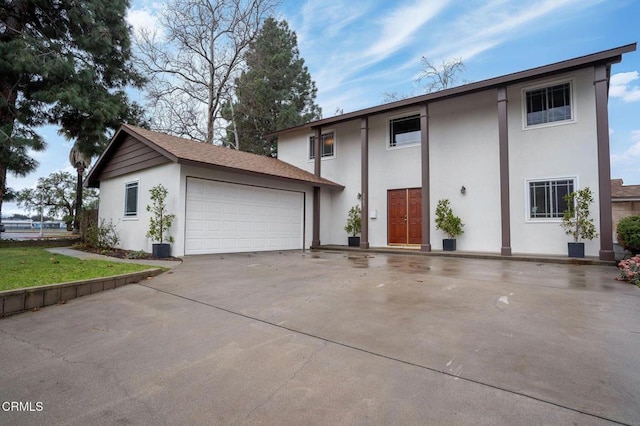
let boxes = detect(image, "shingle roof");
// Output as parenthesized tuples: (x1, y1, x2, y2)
(611, 179, 640, 200)
(87, 124, 342, 189)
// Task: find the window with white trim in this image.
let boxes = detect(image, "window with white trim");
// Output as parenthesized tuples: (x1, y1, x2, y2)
(527, 178, 575, 219)
(524, 81, 573, 127)
(124, 181, 139, 217)
(309, 131, 335, 159)
(389, 114, 420, 148)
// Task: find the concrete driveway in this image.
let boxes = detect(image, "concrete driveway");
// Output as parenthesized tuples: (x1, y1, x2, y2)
(1, 250, 638, 425)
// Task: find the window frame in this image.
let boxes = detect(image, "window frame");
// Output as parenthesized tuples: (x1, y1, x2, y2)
(388, 112, 421, 150)
(522, 78, 576, 130)
(524, 176, 578, 222)
(124, 180, 139, 219)
(308, 130, 336, 161)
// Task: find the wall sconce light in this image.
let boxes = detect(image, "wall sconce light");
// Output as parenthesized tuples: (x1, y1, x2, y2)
(460, 185, 466, 194)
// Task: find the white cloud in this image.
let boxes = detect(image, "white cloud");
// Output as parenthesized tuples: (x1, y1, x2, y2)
(127, 7, 161, 38)
(422, 0, 593, 62)
(611, 130, 640, 165)
(611, 71, 639, 86)
(298, 0, 366, 41)
(363, 0, 450, 59)
(610, 71, 640, 102)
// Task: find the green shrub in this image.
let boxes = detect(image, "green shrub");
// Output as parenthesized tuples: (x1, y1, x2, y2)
(86, 219, 121, 250)
(146, 184, 175, 243)
(344, 193, 362, 237)
(560, 187, 597, 242)
(617, 215, 640, 255)
(435, 199, 464, 239)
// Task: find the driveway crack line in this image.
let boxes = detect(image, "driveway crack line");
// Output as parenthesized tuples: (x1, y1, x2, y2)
(243, 340, 327, 421)
(138, 283, 631, 426)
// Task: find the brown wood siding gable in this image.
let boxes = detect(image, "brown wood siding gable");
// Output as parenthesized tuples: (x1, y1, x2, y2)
(99, 136, 170, 180)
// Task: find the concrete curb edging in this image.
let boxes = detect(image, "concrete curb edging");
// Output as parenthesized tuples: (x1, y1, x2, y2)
(0, 268, 164, 318)
(317, 245, 618, 266)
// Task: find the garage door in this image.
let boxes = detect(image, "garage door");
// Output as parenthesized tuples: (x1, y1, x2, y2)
(185, 178, 304, 254)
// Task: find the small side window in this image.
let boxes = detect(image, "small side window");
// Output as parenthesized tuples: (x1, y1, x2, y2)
(389, 114, 420, 148)
(309, 131, 335, 159)
(124, 182, 139, 217)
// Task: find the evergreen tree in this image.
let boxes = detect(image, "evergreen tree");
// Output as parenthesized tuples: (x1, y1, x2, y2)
(224, 18, 321, 156)
(0, 0, 144, 219)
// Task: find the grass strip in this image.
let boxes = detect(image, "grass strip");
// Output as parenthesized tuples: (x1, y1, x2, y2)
(0, 248, 157, 291)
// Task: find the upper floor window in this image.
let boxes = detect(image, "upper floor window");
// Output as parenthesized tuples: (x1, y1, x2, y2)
(389, 114, 420, 148)
(309, 131, 335, 159)
(525, 81, 573, 127)
(124, 181, 139, 217)
(527, 178, 575, 220)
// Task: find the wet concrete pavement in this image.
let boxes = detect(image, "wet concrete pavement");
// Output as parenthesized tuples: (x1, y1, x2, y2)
(1, 250, 638, 425)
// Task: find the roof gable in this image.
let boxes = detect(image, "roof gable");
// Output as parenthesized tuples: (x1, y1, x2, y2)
(86, 125, 342, 189)
(97, 134, 171, 181)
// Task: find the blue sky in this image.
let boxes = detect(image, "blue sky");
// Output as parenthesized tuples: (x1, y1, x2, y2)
(3, 0, 639, 216)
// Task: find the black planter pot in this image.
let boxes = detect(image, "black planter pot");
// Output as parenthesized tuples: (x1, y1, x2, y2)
(443, 238, 456, 251)
(152, 243, 171, 259)
(568, 242, 585, 258)
(348, 236, 361, 247)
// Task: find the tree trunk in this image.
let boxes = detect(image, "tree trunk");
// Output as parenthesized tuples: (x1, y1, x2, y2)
(73, 167, 84, 234)
(206, 30, 215, 144)
(229, 100, 240, 150)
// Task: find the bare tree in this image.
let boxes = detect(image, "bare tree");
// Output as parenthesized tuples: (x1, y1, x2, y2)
(135, 0, 277, 144)
(382, 91, 411, 103)
(417, 57, 467, 93)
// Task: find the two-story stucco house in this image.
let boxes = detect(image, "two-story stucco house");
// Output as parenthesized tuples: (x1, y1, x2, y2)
(87, 44, 635, 260)
(273, 44, 636, 261)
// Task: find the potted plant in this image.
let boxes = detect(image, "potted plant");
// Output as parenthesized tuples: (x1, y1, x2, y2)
(561, 187, 597, 258)
(146, 184, 176, 258)
(435, 199, 464, 251)
(344, 194, 362, 247)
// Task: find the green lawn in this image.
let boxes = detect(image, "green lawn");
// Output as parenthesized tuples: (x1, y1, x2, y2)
(0, 248, 157, 291)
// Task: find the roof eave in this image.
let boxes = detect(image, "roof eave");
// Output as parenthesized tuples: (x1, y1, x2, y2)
(178, 158, 344, 190)
(268, 43, 637, 138)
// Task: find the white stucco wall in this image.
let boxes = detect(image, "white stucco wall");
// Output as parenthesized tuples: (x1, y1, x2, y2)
(277, 67, 603, 256)
(429, 91, 501, 252)
(278, 121, 362, 246)
(507, 68, 600, 256)
(98, 163, 317, 256)
(97, 163, 182, 254)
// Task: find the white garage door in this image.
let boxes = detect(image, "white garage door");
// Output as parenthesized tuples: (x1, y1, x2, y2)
(185, 178, 304, 255)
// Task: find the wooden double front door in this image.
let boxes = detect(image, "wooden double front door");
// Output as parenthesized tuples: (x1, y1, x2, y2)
(388, 188, 422, 245)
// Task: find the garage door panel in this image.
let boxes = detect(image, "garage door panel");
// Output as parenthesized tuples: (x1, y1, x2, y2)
(205, 201, 222, 214)
(185, 178, 304, 255)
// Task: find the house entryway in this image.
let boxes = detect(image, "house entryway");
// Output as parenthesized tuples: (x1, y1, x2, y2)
(387, 188, 422, 245)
